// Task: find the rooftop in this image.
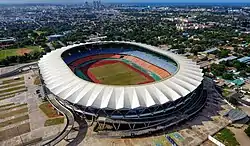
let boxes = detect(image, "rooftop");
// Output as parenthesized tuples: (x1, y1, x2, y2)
(38, 41, 203, 110)
(237, 56, 250, 63)
(216, 56, 237, 64)
(202, 48, 218, 54)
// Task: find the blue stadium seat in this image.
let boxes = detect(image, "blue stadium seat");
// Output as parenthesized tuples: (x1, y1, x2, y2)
(63, 48, 178, 73)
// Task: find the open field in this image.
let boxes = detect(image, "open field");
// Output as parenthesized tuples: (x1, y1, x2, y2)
(0, 102, 30, 141)
(0, 107, 28, 119)
(39, 102, 62, 118)
(0, 94, 15, 101)
(213, 128, 240, 146)
(87, 61, 153, 85)
(44, 117, 64, 126)
(1, 76, 24, 84)
(0, 46, 42, 60)
(0, 85, 26, 94)
(0, 103, 15, 108)
(0, 123, 30, 141)
(0, 115, 29, 128)
(0, 89, 26, 100)
(0, 76, 26, 100)
(1, 103, 27, 111)
(0, 81, 25, 89)
(16, 48, 32, 55)
(0, 72, 66, 145)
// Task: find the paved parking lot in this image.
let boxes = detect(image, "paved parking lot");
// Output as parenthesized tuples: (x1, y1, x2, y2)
(0, 70, 65, 146)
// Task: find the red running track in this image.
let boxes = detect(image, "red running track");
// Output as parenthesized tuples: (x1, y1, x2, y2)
(80, 59, 155, 84)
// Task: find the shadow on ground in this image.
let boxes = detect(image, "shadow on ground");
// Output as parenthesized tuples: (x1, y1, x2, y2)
(65, 116, 88, 146)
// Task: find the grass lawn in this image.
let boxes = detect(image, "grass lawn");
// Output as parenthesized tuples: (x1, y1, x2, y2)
(51, 41, 63, 48)
(44, 117, 64, 126)
(0, 85, 26, 94)
(223, 90, 232, 97)
(88, 62, 150, 85)
(1, 103, 27, 111)
(0, 114, 29, 128)
(0, 107, 28, 119)
(0, 94, 15, 101)
(0, 103, 14, 109)
(0, 49, 18, 60)
(39, 102, 62, 118)
(0, 46, 42, 60)
(33, 76, 41, 85)
(0, 123, 30, 141)
(1, 76, 24, 84)
(0, 90, 26, 100)
(214, 128, 240, 146)
(25, 45, 42, 52)
(0, 81, 25, 89)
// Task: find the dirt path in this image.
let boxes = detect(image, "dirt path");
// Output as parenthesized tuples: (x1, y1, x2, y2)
(228, 126, 250, 146)
(16, 48, 31, 55)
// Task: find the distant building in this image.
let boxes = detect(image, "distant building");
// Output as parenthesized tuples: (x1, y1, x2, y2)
(237, 56, 250, 63)
(215, 56, 237, 64)
(207, 54, 216, 61)
(86, 36, 107, 42)
(214, 79, 226, 87)
(226, 67, 237, 73)
(202, 48, 218, 54)
(222, 46, 234, 51)
(0, 37, 16, 43)
(197, 61, 210, 69)
(182, 32, 189, 37)
(47, 34, 64, 41)
(93, 0, 101, 9)
(231, 78, 245, 86)
(224, 109, 248, 122)
(0, 37, 16, 48)
(84, 1, 89, 8)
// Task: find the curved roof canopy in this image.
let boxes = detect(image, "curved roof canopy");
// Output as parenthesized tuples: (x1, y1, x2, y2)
(38, 41, 203, 110)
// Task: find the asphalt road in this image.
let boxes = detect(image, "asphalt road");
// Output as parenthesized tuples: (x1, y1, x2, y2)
(0, 63, 38, 78)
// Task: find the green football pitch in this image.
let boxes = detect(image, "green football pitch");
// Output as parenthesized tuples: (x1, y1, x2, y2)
(0, 46, 42, 60)
(88, 62, 152, 85)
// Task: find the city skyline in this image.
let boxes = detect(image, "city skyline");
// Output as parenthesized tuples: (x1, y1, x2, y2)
(1, 0, 250, 4)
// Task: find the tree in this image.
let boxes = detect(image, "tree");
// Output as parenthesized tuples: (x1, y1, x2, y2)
(177, 48, 185, 54)
(239, 71, 247, 77)
(222, 73, 234, 80)
(228, 97, 238, 105)
(218, 49, 230, 58)
(245, 125, 250, 137)
(211, 63, 226, 76)
(232, 60, 245, 71)
(246, 67, 250, 73)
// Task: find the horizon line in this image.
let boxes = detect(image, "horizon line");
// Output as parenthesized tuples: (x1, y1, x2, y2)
(1, 2, 250, 4)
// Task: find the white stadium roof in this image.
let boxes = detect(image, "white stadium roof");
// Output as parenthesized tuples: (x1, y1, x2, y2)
(38, 41, 203, 110)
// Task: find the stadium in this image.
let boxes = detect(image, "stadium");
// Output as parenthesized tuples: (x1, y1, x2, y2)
(38, 41, 206, 136)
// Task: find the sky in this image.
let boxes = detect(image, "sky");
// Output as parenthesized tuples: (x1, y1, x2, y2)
(0, 0, 250, 4)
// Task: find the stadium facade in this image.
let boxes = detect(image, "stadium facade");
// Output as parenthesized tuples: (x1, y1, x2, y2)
(38, 41, 206, 136)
